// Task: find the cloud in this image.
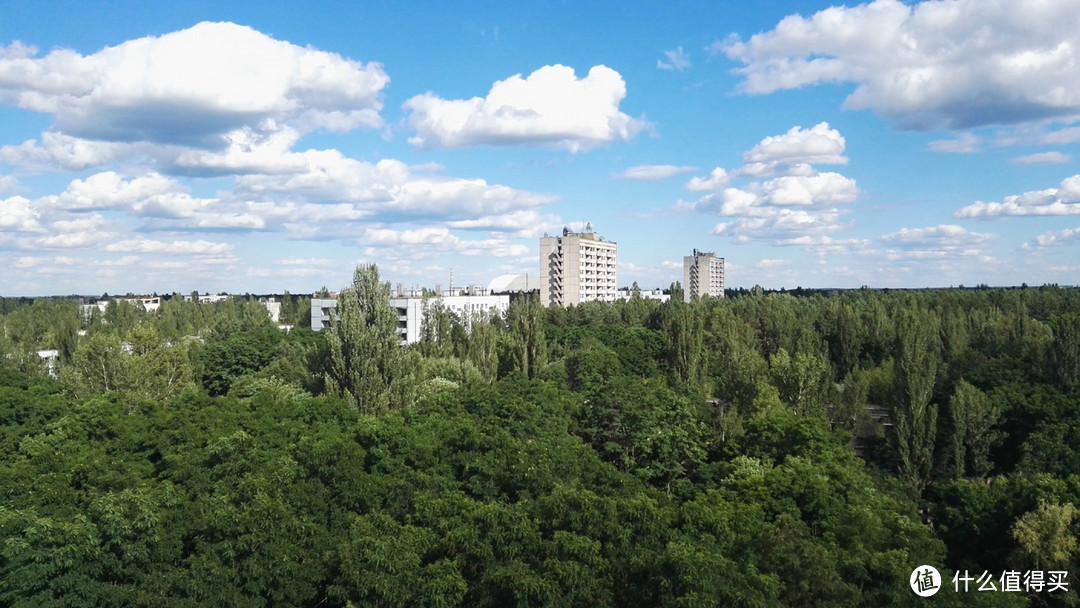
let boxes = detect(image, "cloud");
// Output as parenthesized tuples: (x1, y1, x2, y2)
(55, 171, 179, 210)
(881, 224, 997, 245)
(711, 205, 850, 243)
(446, 210, 560, 232)
(235, 155, 557, 222)
(721, 0, 1080, 130)
(755, 258, 787, 269)
(955, 174, 1080, 217)
(1029, 226, 1080, 248)
(403, 64, 648, 152)
(360, 226, 529, 259)
(657, 47, 691, 71)
(617, 164, 697, 180)
(1042, 126, 1080, 145)
(929, 133, 980, 154)
(685, 167, 730, 192)
(0, 132, 136, 171)
(1012, 151, 1070, 164)
(738, 122, 847, 177)
(104, 239, 235, 255)
(0, 22, 389, 149)
(14, 255, 78, 269)
(0, 195, 43, 232)
(879, 224, 998, 263)
(683, 124, 860, 245)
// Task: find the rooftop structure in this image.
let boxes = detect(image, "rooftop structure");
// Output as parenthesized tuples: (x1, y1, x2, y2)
(487, 274, 540, 293)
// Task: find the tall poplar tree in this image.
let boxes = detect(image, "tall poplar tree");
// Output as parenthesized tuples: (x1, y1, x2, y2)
(948, 379, 1000, 479)
(507, 294, 546, 379)
(663, 298, 703, 391)
(891, 306, 941, 494)
(325, 264, 408, 414)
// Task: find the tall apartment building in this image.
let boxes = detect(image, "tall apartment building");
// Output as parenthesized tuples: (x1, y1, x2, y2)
(683, 249, 725, 302)
(539, 225, 618, 307)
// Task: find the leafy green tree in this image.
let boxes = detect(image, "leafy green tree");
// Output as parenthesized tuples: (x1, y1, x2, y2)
(768, 348, 834, 419)
(64, 332, 127, 397)
(1048, 313, 1080, 391)
(199, 329, 280, 396)
(104, 299, 143, 339)
(325, 264, 410, 413)
(578, 377, 707, 491)
(1011, 500, 1078, 572)
(948, 380, 1001, 479)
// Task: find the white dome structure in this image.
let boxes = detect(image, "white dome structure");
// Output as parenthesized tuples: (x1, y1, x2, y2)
(487, 274, 537, 293)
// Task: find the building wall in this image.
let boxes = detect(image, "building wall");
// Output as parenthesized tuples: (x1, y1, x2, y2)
(683, 251, 725, 302)
(311, 293, 509, 344)
(311, 297, 337, 331)
(540, 230, 618, 307)
(614, 288, 670, 303)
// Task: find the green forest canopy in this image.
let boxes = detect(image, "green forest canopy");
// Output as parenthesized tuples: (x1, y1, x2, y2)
(1, 278, 1078, 607)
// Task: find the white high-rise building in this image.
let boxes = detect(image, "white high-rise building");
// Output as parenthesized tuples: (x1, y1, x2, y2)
(539, 225, 618, 307)
(683, 249, 725, 302)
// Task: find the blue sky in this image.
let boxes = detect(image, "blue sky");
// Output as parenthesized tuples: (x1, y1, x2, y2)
(1, 0, 1079, 296)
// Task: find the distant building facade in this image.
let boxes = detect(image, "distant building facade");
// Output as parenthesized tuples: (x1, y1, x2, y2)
(311, 287, 510, 344)
(539, 225, 618, 307)
(184, 293, 230, 304)
(614, 287, 670, 303)
(683, 249, 725, 302)
(259, 297, 281, 323)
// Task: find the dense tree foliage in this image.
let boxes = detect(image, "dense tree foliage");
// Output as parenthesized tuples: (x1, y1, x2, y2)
(1, 280, 1078, 606)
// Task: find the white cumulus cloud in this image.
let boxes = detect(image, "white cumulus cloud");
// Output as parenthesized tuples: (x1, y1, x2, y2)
(721, 0, 1080, 130)
(0, 22, 389, 164)
(881, 224, 997, 245)
(955, 175, 1080, 217)
(684, 124, 860, 245)
(685, 167, 730, 192)
(1030, 226, 1080, 248)
(404, 64, 648, 152)
(740, 122, 848, 176)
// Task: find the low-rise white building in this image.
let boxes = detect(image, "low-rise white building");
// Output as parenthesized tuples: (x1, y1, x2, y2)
(614, 288, 670, 303)
(311, 288, 510, 344)
(125, 296, 161, 313)
(184, 293, 230, 304)
(36, 349, 59, 378)
(260, 297, 281, 323)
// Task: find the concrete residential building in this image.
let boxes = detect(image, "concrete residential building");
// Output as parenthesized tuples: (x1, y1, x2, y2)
(614, 287, 670, 303)
(539, 225, 618, 307)
(683, 249, 725, 302)
(311, 288, 510, 345)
